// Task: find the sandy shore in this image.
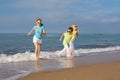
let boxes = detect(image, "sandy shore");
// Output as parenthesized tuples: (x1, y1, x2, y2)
(18, 60, 120, 80)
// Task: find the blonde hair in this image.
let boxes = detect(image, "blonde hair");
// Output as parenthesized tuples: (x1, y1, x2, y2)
(71, 24, 79, 36)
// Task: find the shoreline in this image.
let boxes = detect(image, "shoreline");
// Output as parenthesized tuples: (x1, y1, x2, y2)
(18, 60, 120, 80)
(18, 52, 120, 80)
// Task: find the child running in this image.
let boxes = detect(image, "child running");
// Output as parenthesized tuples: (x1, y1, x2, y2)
(28, 18, 46, 61)
(58, 27, 74, 59)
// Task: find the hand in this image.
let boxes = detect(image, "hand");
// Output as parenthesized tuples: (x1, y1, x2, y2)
(28, 32, 31, 36)
(41, 30, 46, 36)
(59, 38, 62, 41)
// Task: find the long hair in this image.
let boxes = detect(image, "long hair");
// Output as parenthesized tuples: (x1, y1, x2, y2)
(71, 24, 79, 36)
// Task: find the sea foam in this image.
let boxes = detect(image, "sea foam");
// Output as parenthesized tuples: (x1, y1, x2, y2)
(0, 46, 120, 63)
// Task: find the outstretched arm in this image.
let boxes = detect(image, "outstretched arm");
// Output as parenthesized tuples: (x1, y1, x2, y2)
(28, 28, 34, 36)
(59, 33, 64, 41)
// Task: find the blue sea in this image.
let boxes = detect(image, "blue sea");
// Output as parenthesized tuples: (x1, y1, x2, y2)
(0, 33, 120, 80)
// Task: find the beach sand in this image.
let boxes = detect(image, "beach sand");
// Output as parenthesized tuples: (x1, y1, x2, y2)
(18, 52, 120, 80)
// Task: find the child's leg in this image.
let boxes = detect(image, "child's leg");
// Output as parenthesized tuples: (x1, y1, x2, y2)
(67, 42, 74, 59)
(34, 42, 39, 60)
(69, 41, 75, 55)
(58, 45, 66, 57)
(66, 45, 71, 57)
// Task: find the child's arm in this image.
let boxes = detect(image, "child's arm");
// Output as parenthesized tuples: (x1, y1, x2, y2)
(28, 28, 34, 36)
(41, 26, 46, 36)
(71, 34, 76, 42)
(41, 30, 46, 36)
(59, 33, 64, 41)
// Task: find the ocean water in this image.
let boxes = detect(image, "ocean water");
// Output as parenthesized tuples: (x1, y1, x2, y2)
(0, 33, 120, 80)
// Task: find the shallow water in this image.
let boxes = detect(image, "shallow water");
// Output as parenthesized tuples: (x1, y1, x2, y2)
(1, 33, 120, 80)
(0, 50, 120, 80)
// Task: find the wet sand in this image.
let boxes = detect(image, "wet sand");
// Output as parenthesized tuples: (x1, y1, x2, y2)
(18, 52, 120, 80)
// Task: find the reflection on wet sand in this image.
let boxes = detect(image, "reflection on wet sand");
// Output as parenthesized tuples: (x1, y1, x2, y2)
(34, 58, 75, 72)
(34, 60, 40, 72)
(58, 58, 75, 68)
(66, 59, 75, 68)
